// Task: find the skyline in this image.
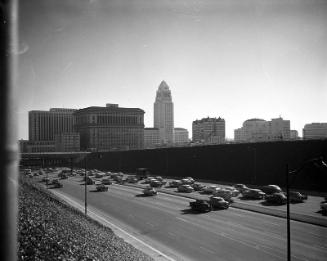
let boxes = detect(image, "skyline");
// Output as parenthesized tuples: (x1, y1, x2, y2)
(18, 0, 327, 139)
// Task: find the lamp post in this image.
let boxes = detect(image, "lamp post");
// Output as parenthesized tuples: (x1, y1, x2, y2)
(84, 156, 87, 216)
(286, 157, 327, 261)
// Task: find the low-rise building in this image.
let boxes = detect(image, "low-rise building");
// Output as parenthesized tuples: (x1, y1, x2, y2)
(174, 128, 189, 145)
(192, 117, 225, 144)
(303, 123, 327, 139)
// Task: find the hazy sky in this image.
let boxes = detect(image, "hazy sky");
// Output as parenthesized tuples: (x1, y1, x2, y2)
(18, 0, 327, 139)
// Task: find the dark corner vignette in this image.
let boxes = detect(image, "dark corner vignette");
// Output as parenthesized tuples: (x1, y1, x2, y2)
(0, 1, 19, 261)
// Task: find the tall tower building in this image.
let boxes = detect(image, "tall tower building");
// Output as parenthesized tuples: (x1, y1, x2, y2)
(154, 80, 174, 144)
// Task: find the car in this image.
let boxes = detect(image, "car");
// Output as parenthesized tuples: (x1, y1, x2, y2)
(136, 168, 151, 180)
(126, 176, 139, 183)
(233, 184, 249, 193)
(58, 172, 68, 179)
(85, 177, 95, 185)
(320, 201, 327, 215)
(201, 185, 221, 194)
(224, 186, 240, 197)
(168, 180, 183, 188)
(142, 177, 157, 184)
(96, 184, 108, 192)
(265, 192, 287, 205)
(192, 183, 206, 191)
(177, 184, 194, 193)
(262, 185, 283, 195)
(190, 199, 212, 212)
(181, 177, 195, 185)
(101, 178, 112, 185)
(150, 180, 164, 187)
(288, 191, 308, 203)
(143, 187, 157, 196)
(209, 196, 230, 209)
(242, 189, 265, 199)
(52, 179, 63, 188)
(213, 189, 233, 202)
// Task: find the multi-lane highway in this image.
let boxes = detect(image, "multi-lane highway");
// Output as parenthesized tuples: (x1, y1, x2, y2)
(44, 175, 327, 261)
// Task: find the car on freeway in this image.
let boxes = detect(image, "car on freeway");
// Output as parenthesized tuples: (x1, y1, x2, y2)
(209, 196, 230, 209)
(177, 184, 194, 193)
(224, 186, 240, 197)
(265, 192, 287, 205)
(85, 177, 95, 185)
(192, 183, 206, 191)
(181, 177, 195, 184)
(242, 188, 265, 199)
(126, 175, 139, 183)
(143, 187, 157, 196)
(190, 199, 212, 212)
(168, 180, 183, 188)
(320, 201, 327, 215)
(41, 177, 50, 183)
(142, 177, 156, 184)
(150, 179, 164, 187)
(52, 179, 63, 188)
(288, 191, 308, 203)
(201, 185, 221, 194)
(96, 184, 108, 192)
(101, 178, 112, 185)
(213, 189, 233, 202)
(262, 185, 283, 195)
(233, 184, 249, 193)
(58, 172, 68, 179)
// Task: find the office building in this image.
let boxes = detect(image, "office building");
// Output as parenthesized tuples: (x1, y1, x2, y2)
(303, 123, 327, 139)
(29, 108, 77, 142)
(154, 80, 174, 145)
(74, 104, 144, 151)
(144, 128, 160, 149)
(174, 128, 189, 145)
(55, 132, 80, 152)
(234, 117, 290, 142)
(192, 117, 225, 144)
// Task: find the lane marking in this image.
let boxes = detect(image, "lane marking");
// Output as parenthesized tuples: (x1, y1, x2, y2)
(53, 191, 176, 261)
(199, 246, 215, 254)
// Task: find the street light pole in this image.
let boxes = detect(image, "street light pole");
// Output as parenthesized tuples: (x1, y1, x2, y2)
(286, 164, 291, 261)
(84, 156, 87, 216)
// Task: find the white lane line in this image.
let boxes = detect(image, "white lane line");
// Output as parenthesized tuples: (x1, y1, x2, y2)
(199, 246, 215, 254)
(175, 217, 193, 224)
(53, 191, 176, 261)
(168, 232, 176, 238)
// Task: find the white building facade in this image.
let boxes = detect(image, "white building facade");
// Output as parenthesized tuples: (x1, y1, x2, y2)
(174, 128, 189, 145)
(234, 117, 291, 142)
(154, 81, 174, 145)
(303, 123, 327, 139)
(192, 117, 225, 144)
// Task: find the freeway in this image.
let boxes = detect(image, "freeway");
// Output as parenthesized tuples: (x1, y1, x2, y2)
(45, 176, 327, 261)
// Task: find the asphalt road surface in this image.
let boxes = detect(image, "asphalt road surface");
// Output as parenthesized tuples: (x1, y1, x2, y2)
(49, 177, 327, 261)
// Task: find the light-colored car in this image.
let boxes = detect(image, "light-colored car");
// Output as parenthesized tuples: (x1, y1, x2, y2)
(233, 184, 249, 193)
(101, 178, 112, 185)
(242, 189, 265, 199)
(143, 187, 157, 196)
(288, 191, 308, 203)
(262, 185, 282, 195)
(209, 196, 230, 209)
(177, 184, 194, 193)
(202, 185, 221, 194)
(213, 189, 233, 202)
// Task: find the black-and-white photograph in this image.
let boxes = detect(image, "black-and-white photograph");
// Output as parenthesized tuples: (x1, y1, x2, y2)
(1, 0, 327, 260)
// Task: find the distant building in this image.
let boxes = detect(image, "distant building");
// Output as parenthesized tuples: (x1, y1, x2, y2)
(192, 117, 225, 144)
(19, 139, 29, 153)
(144, 128, 160, 149)
(174, 128, 189, 145)
(290, 130, 299, 140)
(154, 81, 174, 145)
(55, 132, 80, 152)
(29, 108, 77, 142)
(24, 141, 56, 153)
(74, 104, 144, 151)
(234, 117, 290, 142)
(303, 123, 327, 139)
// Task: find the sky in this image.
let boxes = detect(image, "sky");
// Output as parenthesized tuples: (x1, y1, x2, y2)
(17, 0, 327, 139)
